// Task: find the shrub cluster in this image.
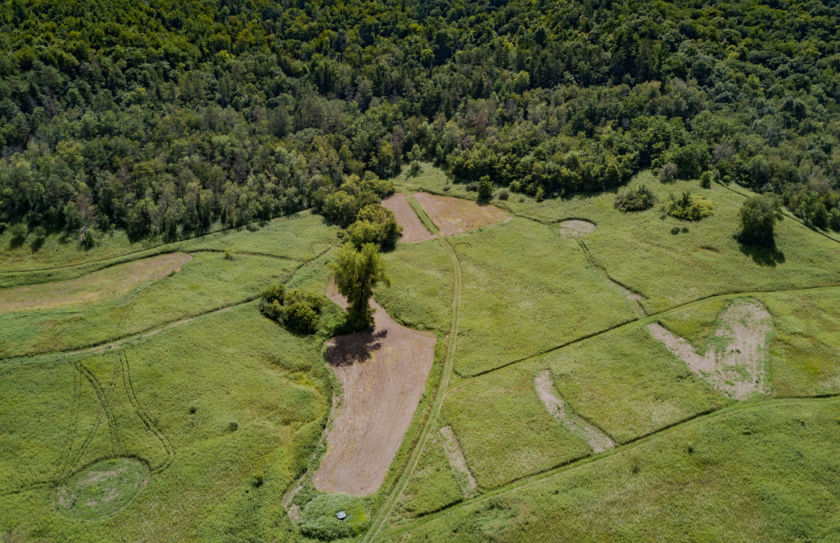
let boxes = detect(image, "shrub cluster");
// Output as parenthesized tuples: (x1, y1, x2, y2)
(258, 284, 326, 335)
(614, 185, 657, 212)
(664, 191, 714, 221)
(341, 203, 402, 250)
(298, 494, 370, 540)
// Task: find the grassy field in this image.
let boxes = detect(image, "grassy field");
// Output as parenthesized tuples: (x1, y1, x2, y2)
(0, 211, 337, 289)
(660, 288, 840, 397)
(385, 398, 840, 542)
(0, 253, 296, 358)
(0, 301, 331, 542)
(399, 165, 840, 314)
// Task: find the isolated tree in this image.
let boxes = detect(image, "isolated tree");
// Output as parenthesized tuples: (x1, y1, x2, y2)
(477, 176, 493, 203)
(330, 242, 389, 330)
(739, 195, 783, 246)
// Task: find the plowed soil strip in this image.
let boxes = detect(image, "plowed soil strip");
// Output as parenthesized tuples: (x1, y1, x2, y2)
(0, 253, 192, 313)
(413, 192, 509, 236)
(313, 285, 436, 496)
(439, 426, 476, 497)
(382, 193, 434, 243)
(535, 370, 615, 453)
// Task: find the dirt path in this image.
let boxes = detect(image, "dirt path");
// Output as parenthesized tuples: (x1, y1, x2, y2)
(534, 370, 615, 453)
(382, 193, 435, 243)
(647, 299, 772, 399)
(313, 286, 436, 495)
(439, 426, 477, 497)
(413, 192, 509, 236)
(0, 253, 192, 313)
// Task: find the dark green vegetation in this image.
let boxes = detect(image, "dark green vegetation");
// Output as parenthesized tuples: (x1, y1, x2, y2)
(330, 242, 389, 330)
(3, 0, 840, 245)
(259, 283, 328, 335)
(613, 184, 656, 212)
(739, 194, 785, 245)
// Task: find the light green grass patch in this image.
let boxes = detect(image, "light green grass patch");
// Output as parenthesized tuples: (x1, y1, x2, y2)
(387, 398, 840, 542)
(396, 422, 465, 519)
(442, 365, 591, 489)
(0, 303, 329, 542)
(546, 323, 729, 443)
(451, 217, 635, 376)
(0, 253, 294, 357)
(56, 457, 149, 519)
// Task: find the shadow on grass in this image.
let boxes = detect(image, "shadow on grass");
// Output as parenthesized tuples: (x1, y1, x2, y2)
(325, 327, 387, 367)
(738, 239, 786, 267)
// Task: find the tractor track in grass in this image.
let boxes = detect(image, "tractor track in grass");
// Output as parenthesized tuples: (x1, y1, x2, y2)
(0, 246, 334, 369)
(362, 193, 463, 543)
(383, 393, 840, 539)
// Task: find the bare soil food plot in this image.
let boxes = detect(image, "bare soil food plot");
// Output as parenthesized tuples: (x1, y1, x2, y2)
(647, 299, 772, 399)
(558, 219, 596, 237)
(314, 284, 436, 495)
(0, 252, 192, 313)
(413, 192, 509, 236)
(381, 193, 434, 243)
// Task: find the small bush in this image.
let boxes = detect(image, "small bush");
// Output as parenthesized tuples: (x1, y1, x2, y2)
(259, 285, 325, 335)
(700, 170, 714, 189)
(498, 190, 509, 201)
(224, 250, 235, 260)
(408, 160, 421, 177)
(298, 494, 370, 540)
(282, 301, 320, 335)
(9, 223, 27, 247)
(664, 191, 714, 221)
(261, 284, 286, 304)
(614, 185, 656, 212)
(477, 176, 493, 203)
(829, 207, 840, 232)
(227, 421, 238, 432)
(659, 162, 678, 183)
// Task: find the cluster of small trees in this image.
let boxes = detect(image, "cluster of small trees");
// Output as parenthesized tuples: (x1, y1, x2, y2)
(258, 284, 327, 335)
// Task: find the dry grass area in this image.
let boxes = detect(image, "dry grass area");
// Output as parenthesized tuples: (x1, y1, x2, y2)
(439, 426, 477, 497)
(313, 284, 436, 495)
(534, 370, 615, 453)
(557, 219, 596, 237)
(0, 253, 191, 314)
(648, 299, 772, 399)
(381, 193, 434, 243)
(414, 192, 509, 236)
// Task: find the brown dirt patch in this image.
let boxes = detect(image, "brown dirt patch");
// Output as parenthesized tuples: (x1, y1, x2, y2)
(381, 193, 434, 243)
(413, 192, 509, 236)
(0, 253, 192, 314)
(439, 426, 477, 496)
(314, 285, 436, 495)
(647, 299, 772, 400)
(534, 371, 615, 453)
(558, 219, 596, 237)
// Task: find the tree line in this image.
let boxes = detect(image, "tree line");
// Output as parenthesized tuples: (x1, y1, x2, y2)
(2, 0, 840, 243)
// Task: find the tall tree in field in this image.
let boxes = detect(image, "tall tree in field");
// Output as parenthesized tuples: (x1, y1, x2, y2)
(739, 195, 783, 246)
(330, 242, 389, 330)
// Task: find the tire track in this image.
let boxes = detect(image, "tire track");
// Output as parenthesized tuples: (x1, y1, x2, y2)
(75, 361, 123, 454)
(120, 352, 175, 473)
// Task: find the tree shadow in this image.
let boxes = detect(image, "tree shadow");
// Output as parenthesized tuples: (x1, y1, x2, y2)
(738, 239, 786, 267)
(325, 327, 387, 367)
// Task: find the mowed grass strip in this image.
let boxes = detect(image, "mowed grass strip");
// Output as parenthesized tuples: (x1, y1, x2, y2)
(0, 303, 330, 542)
(442, 365, 591, 489)
(451, 217, 635, 376)
(660, 288, 840, 397)
(386, 398, 840, 542)
(0, 253, 295, 358)
(0, 253, 192, 313)
(545, 323, 730, 443)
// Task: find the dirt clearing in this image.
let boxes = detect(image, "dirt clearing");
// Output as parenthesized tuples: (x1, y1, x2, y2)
(647, 299, 772, 399)
(381, 193, 434, 243)
(558, 219, 596, 237)
(534, 371, 615, 453)
(313, 285, 436, 495)
(413, 192, 509, 236)
(0, 253, 192, 314)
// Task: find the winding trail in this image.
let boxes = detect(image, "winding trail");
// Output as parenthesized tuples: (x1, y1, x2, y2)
(362, 193, 463, 543)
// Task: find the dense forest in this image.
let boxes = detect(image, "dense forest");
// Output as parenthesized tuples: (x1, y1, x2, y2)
(1, 0, 840, 243)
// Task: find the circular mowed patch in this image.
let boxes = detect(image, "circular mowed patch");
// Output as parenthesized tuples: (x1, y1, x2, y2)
(56, 457, 149, 519)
